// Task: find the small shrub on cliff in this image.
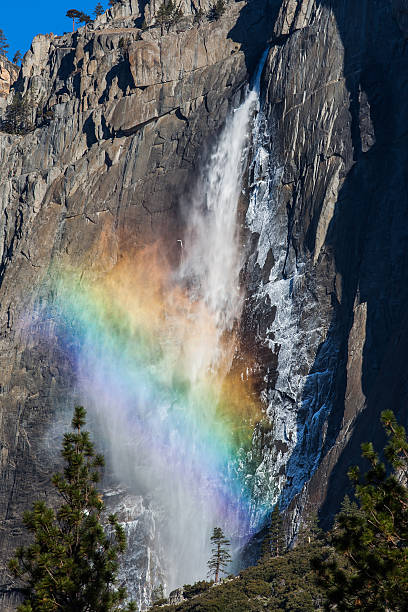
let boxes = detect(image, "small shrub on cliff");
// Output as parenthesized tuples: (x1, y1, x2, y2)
(1, 91, 34, 135)
(156, 1, 183, 34)
(313, 410, 408, 610)
(12, 50, 22, 65)
(9, 406, 136, 612)
(207, 0, 226, 21)
(0, 29, 9, 55)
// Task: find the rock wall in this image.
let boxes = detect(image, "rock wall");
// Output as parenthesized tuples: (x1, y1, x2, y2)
(1, 0, 408, 606)
(0, 56, 18, 102)
(244, 0, 408, 537)
(0, 0, 276, 608)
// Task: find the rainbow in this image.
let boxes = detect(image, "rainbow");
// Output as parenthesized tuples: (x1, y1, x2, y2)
(34, 245, 268, 544)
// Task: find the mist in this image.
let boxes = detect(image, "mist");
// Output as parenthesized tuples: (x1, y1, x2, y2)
(45, 50, 269, 597)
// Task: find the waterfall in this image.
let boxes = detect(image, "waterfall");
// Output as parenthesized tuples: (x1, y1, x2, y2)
(179, 50, 268, 366)
(45, 50, 270, 605)
(163, 49, 269, 587)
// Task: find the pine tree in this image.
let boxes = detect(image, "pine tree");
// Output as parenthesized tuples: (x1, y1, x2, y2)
(313, 410, 408, 611)
(260, 505, 286, 561)
(0, 29, 9, 55)
(12, 50, 22, 64)
(9, 406, 136, 612)
(208, 0, 226, 21)
(155, 1, 183, 34)
(207, 527, 231, 583)
(66, 9, 82, 32)
(94, 2, 104, 17)
(79, 12, 92, 28)
(1, 91, 33, 135)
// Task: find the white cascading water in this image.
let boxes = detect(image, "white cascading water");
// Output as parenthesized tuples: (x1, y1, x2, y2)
(168, 48, 268, 584)
(181, 51, 268, 328)
(177, 49, 269, 386)
(73, 50, 269, 606)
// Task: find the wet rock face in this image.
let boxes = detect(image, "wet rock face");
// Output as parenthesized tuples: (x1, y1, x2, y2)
(105, 490, 166, 610)
(1, 0, 408, 606)
(245, 0, 408, 535)
(0, 0, 276, 608)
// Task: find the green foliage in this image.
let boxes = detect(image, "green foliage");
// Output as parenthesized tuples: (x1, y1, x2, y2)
(207, 0, 226, 22)
(94, 2, 104, 17)
(156, 1, 183, 32)
(150, 532, 327, 611)
(66, 9, 82, 31)
(0, 28, 9, 55)
(260, 505, 286, 561)
(183, 581, 213, 599)
(313, 410, 408, 611)
(1, 91, 34, 135)
(207, 528, 231, 583)
(78, 12, 92, 26)
(9, 406, 136, 612)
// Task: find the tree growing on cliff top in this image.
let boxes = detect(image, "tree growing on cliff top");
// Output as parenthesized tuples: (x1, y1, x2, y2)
(66, 9, 83, 32)
(79, 12, 92, 29)
(12, 50, 22, 64)
(94, 2, 104, 17)
(313, 410, 408, 610)
(9, 406, 136, 612)
(207, 527, 231, 583)
(0, 29, 9, 55)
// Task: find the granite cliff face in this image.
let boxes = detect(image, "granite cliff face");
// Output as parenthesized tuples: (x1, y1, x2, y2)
(0, 0, 276, 607)
(245, 0, 408, 538)
(0, 56, 18, 102)
(0, 0, 407, 607)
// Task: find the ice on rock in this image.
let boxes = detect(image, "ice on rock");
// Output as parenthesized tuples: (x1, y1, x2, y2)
(244, 108, 339, 523)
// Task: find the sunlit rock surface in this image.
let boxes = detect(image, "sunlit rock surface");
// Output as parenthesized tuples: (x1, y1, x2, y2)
(1, 0, 408, 608)
(0, 0, 274, 608)
(0, 56, 18, 103)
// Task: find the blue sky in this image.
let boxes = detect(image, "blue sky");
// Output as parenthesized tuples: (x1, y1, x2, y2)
(2, 1, 109, 61)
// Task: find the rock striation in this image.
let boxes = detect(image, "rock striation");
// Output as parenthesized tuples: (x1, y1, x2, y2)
(0, 56, 18, 103)
(1, 0, 408, 607)
(244, 0, 408, 540)
(0, 0, 275, 607)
